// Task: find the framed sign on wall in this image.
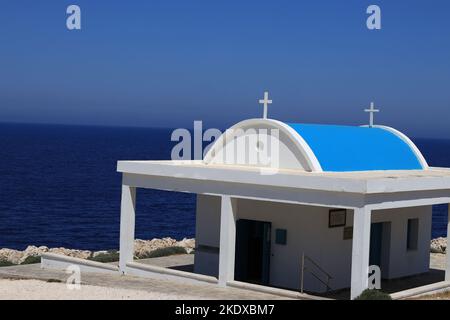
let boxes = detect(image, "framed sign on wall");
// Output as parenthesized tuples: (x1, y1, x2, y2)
(329, 209, 347, 228)
(343, 227, 353, 240)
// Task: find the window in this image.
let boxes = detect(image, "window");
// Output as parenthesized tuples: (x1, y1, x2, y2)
(407, 218, 419, 251)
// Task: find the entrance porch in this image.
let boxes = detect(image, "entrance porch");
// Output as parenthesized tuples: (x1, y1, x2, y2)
(117, 160, 450, 299)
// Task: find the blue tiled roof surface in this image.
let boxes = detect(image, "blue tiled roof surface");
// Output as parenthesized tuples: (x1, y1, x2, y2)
(287, 123, 424, 172)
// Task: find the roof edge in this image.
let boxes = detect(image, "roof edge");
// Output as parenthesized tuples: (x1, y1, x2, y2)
(370, 125, 429, 170)
(270, 120, 323, 172)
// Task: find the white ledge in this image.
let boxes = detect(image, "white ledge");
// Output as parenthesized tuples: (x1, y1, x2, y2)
(41, 253, 118, 273)
(390, 280, 450, 300)
(126, 261, 218, 284)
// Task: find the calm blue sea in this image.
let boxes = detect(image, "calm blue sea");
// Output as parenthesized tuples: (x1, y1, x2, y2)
(0, 123, 449, 250)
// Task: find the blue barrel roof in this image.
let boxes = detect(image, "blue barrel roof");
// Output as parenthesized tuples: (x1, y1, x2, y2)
(287, 123, 424, 172)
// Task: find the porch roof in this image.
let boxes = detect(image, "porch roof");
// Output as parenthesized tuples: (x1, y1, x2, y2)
(117, 160, 450, 195)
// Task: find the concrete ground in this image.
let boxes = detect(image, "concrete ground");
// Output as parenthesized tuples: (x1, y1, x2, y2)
(0, 255, 292, 300)
(325, 253, 447, 299)
(0, 279, 196, 300)
(1, 253, 446, 300)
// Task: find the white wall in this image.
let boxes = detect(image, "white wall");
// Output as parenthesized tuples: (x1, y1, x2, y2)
(373, 206, 432, 279)
(237, 199, 352, 292)
(194, 195, 432, 293)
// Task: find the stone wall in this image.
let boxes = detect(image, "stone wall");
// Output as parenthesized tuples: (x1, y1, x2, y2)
(0, 237, 195, 265)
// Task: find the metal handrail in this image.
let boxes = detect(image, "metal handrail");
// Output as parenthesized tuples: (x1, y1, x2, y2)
(304, 254, 333, 280)
(300, 252, 333, 293)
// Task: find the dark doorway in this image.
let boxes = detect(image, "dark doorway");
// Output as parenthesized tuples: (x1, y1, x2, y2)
(235, 219, 271, 285)
(370, 222, 383, 267)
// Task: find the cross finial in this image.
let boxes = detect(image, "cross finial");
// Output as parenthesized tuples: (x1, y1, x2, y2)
(259, 91, 272, 119)
(364, 102, 380, 127)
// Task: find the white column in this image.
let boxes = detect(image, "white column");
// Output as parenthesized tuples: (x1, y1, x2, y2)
(350, 206, 372, 299)
(218, 196, 237, 287)
(446, 204, 450, 281)
(119, 184, 136, 275)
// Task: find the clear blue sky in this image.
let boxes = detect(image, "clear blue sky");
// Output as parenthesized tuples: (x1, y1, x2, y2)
(1, 0, 449, 138)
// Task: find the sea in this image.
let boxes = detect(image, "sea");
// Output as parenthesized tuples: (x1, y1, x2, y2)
(0, 123, 449, 251)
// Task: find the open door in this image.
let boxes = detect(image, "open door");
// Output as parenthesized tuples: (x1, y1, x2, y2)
(235, 219, 271, 285)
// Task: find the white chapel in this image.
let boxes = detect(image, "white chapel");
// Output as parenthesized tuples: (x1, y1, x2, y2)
(42, 93, 450, 299)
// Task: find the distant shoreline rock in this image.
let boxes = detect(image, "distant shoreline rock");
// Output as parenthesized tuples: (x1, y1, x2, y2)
(0, 237, 195, 265)
(431, 237, 447, 254)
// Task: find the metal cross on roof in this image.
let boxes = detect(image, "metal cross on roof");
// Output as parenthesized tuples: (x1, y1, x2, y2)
(364, 102, 380, 127)
(259, 91, 272, 119)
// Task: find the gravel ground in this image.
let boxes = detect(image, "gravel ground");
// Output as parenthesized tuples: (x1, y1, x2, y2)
(0, 279, 196, 300)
